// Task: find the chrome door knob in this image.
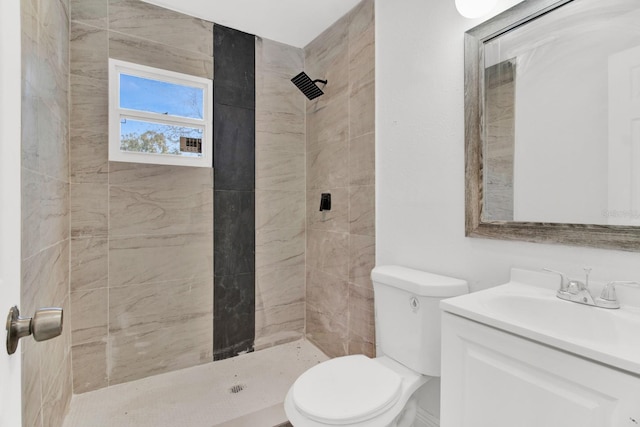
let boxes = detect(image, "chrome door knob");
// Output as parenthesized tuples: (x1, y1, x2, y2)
(31, 308, 64, 342)
(5, 306, 63, 355)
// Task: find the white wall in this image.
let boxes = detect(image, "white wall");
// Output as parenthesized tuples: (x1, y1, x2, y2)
(376, 0, 640, 290)
(513, 39, 608, 224)
(0, 0, 22, 425)
(376, 0, 640, 418)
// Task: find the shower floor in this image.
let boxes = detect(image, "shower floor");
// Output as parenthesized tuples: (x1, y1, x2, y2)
(62, 339, 327, 427)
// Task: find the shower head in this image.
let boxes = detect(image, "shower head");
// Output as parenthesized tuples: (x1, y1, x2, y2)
(291, 72, 327, 100)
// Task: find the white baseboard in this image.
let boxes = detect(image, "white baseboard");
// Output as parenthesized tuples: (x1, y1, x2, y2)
(415, 408, 439, 427)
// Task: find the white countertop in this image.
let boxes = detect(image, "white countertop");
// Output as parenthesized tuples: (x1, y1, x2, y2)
(441, 268, 640, 376)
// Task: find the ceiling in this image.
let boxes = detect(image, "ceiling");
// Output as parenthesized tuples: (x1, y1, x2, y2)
(141, 0, 362, 48)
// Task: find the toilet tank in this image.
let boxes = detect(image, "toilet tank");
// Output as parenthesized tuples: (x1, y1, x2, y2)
(371, 265, 468, 376)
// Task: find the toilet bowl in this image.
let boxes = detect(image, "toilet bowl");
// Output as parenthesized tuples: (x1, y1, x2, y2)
(284, 355, 428, 427)
(284, 266, 468, 427)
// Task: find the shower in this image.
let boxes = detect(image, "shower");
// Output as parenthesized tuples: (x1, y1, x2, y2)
(291, 71, 327, 100)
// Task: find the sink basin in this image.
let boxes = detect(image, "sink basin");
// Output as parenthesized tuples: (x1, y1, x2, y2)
(440, 268, 640, 375)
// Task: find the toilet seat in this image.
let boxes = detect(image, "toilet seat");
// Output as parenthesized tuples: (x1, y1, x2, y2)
(291, 355, 402, 425)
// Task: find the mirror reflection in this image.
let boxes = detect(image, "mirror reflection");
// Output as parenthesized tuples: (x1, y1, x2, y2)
(482, 0, 640, 226)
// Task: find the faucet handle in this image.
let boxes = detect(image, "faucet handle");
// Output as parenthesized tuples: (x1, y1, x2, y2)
(596, 281, 640, 309)
(583, 267, 592, 288)
(543, 268, 569, 292)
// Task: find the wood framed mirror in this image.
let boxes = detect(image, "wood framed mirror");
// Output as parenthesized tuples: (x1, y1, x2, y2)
(465, 0, 640, 251)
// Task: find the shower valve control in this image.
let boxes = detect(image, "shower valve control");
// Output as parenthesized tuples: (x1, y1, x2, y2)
(319, 193, 331, 211)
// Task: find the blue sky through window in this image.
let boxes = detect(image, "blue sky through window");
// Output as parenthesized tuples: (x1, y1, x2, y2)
(120, 74, 204, 119)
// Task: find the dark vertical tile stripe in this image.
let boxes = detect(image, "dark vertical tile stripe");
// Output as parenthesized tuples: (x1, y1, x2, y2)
(213, 104, 255, 191)
(213, 273, 256, 360)
(213, 25, 256, 360)
(214, 25, 256, 110)
(214, 190, 255, 276)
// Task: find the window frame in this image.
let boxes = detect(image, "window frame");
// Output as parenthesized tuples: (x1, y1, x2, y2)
(108, 58, 213, 168)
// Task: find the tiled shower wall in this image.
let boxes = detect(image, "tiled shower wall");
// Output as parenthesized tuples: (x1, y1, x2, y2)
(213, 25, 256, 360)
(67, 0, 375, 396)
(21, 0, 73, 425)
(255, 39, 306, 350)
(69, 0, 214, 393)
(484, 61, 515, 221)
(304, 0, 376, 358)
(68, 0, 309, 393)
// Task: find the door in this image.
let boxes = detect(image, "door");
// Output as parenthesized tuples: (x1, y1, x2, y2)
(0, 0, 23, 425)
(608, 44, 640, 225)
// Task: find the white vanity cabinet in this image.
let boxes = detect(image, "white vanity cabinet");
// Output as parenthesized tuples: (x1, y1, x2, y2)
(440, 312, 640, 427)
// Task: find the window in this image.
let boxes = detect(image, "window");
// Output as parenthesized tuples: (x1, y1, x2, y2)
(108, 59, 213, 167)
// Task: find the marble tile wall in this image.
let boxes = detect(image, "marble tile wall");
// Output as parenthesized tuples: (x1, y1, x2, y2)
(254, 38, 306, 350)
(213, 25, 256, 360)
(304, 0, 376, 358)
(21, 1, 73, 425)
(64, 0, 373, 398)
(69, 0, 214, 393)
(484, 60, 515, 221)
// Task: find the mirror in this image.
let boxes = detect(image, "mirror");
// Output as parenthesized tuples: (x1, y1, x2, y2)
(465, 0, 640, 251)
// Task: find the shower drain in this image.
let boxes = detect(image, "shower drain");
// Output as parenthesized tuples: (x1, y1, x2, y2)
(229, 384, 245, 394)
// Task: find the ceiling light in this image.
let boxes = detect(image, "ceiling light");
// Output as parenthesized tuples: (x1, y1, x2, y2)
(455, 0, 497, 18)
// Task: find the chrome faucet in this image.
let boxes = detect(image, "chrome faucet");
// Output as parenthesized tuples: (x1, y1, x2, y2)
(544, 267, 595, 306)
(594, 281, 640, 309)
(543, 268, 638, 309)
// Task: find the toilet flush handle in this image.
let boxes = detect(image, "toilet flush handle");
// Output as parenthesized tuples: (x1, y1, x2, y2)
(409, 296, 420, 312)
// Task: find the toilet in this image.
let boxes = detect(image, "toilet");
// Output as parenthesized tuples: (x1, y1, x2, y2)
(285, 265, 468, 427)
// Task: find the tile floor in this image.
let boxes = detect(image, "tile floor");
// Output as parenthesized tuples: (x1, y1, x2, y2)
(62, 340, 327, 427)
